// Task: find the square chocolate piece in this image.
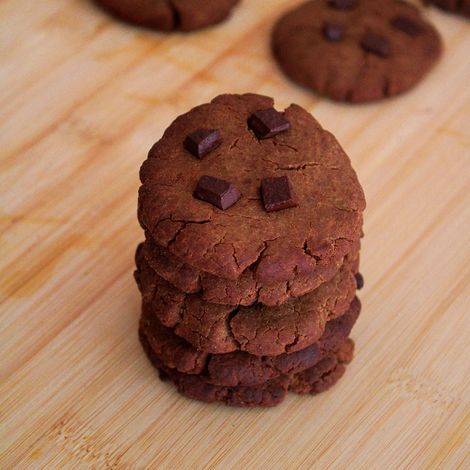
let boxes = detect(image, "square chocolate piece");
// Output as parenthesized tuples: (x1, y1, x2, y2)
(323, 23, 345, 42)
(328, 0, 358, 10)
(355, 272, 364, 290)
(184, 129, 222, 159)
(248, 108, 290, 140)
(194, 175, 241, 210)
(390, 16, 425, 36)
(360, 33, 392, 58)
(261, 176, 298, 212)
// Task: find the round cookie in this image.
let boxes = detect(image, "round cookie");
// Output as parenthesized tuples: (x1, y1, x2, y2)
(140, 329, 354, 407)
(138, 93, 365, 286)
(271, 0, 443, 103)
(141, 236, 361, 306)
(95, 0, 240, 32)
(135, 247, 358, 355)
(424, 0, 470, 17)
(140, 297, 360, 386)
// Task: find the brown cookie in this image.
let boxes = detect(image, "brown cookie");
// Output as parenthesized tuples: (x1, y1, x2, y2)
(141, 235, 361, 306)
(140, 329, 354, 407)
(94, 0, 240, 32)
(140, 297, 360, 386)
(289, 340, 354, 395)
(424, 0, 470, 17)
(135, 249, 358, 355)
(272, 0, 442, 102)
(138, 93, 365, 283)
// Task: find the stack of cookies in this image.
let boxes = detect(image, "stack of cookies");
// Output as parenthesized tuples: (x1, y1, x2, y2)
(135, 93, 366, 407)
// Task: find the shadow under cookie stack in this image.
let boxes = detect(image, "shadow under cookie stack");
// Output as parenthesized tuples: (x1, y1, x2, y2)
(135, 93, 366, 407)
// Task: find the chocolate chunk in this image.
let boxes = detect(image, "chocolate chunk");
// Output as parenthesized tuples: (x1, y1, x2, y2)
(360, 33, 391, 58)
(355, 272, 364, 290)
(390, 16, 425, 36)
(261, 176, 298, 212)
(194, 175, 241, 210)
(323, 23, 344, 42)
(328, 0, 358, 10)
(248, 108, 290, 139)
(184, 129, 222, 159)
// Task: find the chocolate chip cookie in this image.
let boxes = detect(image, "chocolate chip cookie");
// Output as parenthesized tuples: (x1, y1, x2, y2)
(135, 247, 357, 355)
(272, 0, 442, 102)
(95, 0, 240, 32)
(140, 296, 360, 386)
(138, 93, 365, 286)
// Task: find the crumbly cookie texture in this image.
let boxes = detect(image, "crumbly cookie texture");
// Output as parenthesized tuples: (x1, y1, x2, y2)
(140, 297, 360, 387)
(140, 329, 355, 407)
(135, 248, 358, 355)
(140, 237, 360, 306)
(272, 0, 442, 102)
(138, 93, 365, 283)
(95, 0, 240, 32)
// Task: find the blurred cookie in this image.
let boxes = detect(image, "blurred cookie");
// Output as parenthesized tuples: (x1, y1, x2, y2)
(272, 0, 442, 102)
(95, 0, 240, 31)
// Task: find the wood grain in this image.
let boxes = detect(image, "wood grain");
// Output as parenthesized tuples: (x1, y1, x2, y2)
(1, 1, 469, 468)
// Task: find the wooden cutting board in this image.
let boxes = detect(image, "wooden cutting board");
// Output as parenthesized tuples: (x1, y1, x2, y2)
(1, 1, 469, 468)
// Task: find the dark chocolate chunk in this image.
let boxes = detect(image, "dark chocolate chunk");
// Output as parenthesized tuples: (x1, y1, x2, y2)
(355, 272, 364, 290)
(328, 0, 358, 10)
(360, 33, 391, 58)
(390, 16, 425, 36)
(248, 108, 290, 140)
(261, 176, 298, 212)
(323, 23, 344, 42)
(194, 175, 241, 210)
(184, 129, 222, 159)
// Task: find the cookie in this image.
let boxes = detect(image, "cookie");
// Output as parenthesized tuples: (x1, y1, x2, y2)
(142, 236, 361, 306)
(138, 93, 365, 283)
(135, 248, 358, 355)
(140, 329, 354, 407)
(95, 0, 240, 32)
(424, 0, 470, 17)
(140, 296, 360, 386)
(272, 0, 443, 102)
(289, 340, 354, 395)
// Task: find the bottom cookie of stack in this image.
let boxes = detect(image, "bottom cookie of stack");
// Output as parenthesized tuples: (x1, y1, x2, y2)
(139, 298, 360, 407)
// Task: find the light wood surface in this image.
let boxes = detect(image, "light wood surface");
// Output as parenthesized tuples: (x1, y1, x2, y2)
(1, 1, 469, 468)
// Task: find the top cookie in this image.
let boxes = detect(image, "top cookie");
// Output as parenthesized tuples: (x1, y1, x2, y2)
(138, 93, 365, 283)
(272, 0, 442, 103)
(95, 0, 240, 32)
